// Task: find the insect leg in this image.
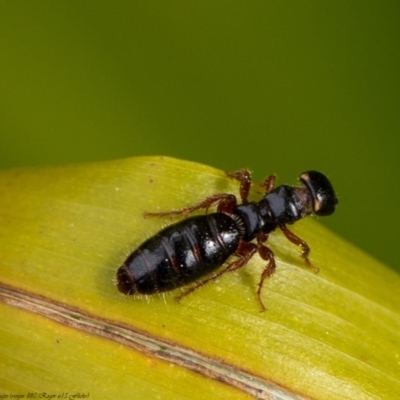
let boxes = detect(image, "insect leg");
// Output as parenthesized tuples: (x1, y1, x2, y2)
(144, 193, 237, 218)
(256, 240, 277, 312)
(175, 241, 258, 303)
(259, 174, 276, 194)
(226, 169, 252, 203)
(279, 224, 318, 273)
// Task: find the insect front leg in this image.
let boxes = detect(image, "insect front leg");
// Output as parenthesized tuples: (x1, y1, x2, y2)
(279, 224, 318, 273)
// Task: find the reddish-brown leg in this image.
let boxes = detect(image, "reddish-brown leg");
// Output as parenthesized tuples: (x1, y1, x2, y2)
(226, 169, 252, 204)
(145, 168, 253, 218)
(260, 174, 276, 194)
(256, 247, 276, 312)
(144, 193, 237, 218)
(175, 241, 258, 303)
(279, 224, 319, 273)
(255, 234, 277, 312)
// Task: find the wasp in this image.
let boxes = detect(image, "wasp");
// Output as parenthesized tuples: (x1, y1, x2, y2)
(117, 170, 338, 311)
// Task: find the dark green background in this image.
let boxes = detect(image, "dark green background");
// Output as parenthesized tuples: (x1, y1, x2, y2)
(1, 2, 399, 271)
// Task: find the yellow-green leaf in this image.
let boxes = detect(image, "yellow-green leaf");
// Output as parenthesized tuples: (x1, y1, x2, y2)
(1, 156, 399, 399)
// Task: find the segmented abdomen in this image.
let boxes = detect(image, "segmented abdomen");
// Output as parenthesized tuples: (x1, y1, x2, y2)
(117, 213, 240, 294)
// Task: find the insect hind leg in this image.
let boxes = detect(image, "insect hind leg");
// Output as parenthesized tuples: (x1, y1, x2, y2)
(144, 193, 237, 218)
(145, 168, 255, 218)
(175, 241, 258, 304)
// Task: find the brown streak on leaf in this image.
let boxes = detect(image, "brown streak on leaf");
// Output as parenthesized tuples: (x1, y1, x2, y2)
(0, 282, 306, 400)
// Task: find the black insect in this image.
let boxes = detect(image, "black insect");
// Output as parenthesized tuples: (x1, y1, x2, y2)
(117, 169, 338, 311)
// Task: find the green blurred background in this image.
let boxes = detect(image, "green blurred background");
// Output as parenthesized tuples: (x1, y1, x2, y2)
(1, 2, 399, 271)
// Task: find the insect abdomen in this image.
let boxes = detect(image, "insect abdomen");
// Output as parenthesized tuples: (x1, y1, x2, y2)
(117, 213, 240, 295)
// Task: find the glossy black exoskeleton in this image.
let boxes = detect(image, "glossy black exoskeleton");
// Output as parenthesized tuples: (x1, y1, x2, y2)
(117, 170, 338, 310)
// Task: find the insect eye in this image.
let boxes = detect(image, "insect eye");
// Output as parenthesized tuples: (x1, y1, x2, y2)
(299, 171, 338, 216)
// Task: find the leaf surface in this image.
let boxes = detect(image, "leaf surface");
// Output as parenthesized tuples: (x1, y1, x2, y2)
(1, 156, 399, 399)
